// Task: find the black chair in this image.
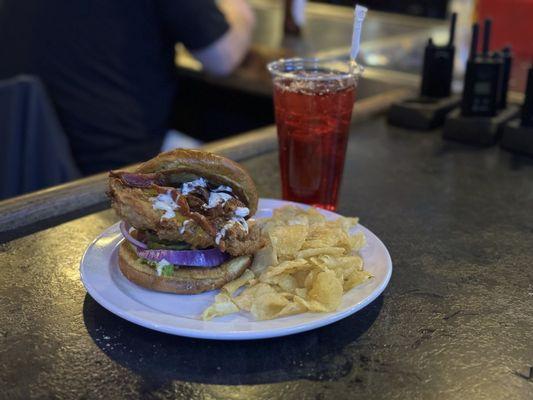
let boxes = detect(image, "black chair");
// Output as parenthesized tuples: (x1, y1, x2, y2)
(0, 75, 81, 200)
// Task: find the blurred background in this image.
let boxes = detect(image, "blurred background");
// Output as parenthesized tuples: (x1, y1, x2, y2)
(0, 0, 531, 198)
(319, 0, 449, 18)
(176, 0, 532, 140)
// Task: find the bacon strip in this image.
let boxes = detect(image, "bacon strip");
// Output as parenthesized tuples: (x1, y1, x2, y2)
(110, 171, 163, 188)
(177, 196, 217, 236)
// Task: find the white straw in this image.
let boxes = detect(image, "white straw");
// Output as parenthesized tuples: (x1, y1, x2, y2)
(350, 5, 368, 63)
(292, 0, 307, 27)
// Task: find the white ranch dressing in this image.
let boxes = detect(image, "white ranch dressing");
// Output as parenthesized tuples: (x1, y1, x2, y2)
(155, 259, 171, 276)
(212, 184, 233, 193)
(150, 179, 250, 241)
(179, 219, 192, 234)
(205, 192, 234, 209)
(181, 178, 207, 195)
(215, 216, 249, 245)
(152, 191, 178, 219)
(234, 207, 249, 217)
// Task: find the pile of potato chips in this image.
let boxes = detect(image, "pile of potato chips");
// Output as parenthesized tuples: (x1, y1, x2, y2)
(202, 206, 371, 321)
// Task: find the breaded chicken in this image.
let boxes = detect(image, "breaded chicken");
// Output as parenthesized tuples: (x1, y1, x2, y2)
(108, 176, 263, 256)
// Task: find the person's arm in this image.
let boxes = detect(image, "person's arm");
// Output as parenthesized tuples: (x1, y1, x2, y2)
(191, 0, 255, 76)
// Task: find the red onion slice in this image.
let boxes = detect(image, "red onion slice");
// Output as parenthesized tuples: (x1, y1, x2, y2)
(135, 247, 228, 267)
(119, 221, 148, 249)
(119, 220, 228, 267)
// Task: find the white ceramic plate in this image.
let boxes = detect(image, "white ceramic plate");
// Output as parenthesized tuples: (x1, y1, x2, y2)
(80, 199, 392, 340)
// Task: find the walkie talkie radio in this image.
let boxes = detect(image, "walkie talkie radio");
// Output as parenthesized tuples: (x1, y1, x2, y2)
(521, 65, 533, 127)
(444, 19, 520, 146)
(501, 64, 533, 156)
(387, 13, 460, 130)
(420, 13, 457, 98)
(497, 47, 512, 110)
(461, 20, 502, 117)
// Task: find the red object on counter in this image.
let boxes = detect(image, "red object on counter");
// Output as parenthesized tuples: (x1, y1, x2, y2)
(273, 78, 356, 211)
(476, 0, 533, 57)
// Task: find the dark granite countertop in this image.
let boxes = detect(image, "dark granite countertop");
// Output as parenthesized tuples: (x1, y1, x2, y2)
(1, 116, 532, 399)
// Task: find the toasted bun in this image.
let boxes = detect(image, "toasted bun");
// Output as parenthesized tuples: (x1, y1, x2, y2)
(118, 242, 252, 294)
(136, 148, 258, 215)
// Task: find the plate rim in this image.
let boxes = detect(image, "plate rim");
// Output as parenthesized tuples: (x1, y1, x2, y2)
(80, 198, 393, 340)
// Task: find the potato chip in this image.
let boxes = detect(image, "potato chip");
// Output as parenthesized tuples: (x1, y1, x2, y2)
(303, 207, 326, 226)
(250, 292, 290, 320)
(348, 232, 366, 252)
(222, 269, 255, 296)
(308, 270, 343, 311)
(311, 258, 356, 283)
(301, 226, 341, 249)
(294, 287, 308, 298)
(337, 232, 356, 253)
(296, 247, 345, 259)
(330, 265, 352, 282)
(293, 295, 328, 312)
(310, 255, 363, 272)
(201, 293, 239, 320)
(303, 220, 359, 252)
(293, 270, 309, 287)
(325, 216, 359, 232)
(266, 273, 298, 293)
(257, 218, 276, 235)
(304, 269, 320, 290)
(233, 282, 276, 311)
(250, 245, 277, 276)
(276, 301, 307, 317)
(260, 259, 310, 280)
(343, 269, 372, 291)
(269, 225, 308, 257)
(272, 205, 309, 225)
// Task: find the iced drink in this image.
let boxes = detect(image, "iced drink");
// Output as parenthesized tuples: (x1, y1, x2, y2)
(269, 59, 360, 210)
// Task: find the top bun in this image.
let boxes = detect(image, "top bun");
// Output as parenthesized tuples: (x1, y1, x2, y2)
(136, 149, 258, 215)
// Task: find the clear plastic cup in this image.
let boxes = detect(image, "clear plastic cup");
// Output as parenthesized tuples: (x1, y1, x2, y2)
(268, 58, 363, 211)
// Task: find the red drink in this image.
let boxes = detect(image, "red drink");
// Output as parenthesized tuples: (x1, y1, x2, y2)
(272, 71, 356, 211)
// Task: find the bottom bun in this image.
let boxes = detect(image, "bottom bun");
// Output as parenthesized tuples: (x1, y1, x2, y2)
(118, 242, 252, 294)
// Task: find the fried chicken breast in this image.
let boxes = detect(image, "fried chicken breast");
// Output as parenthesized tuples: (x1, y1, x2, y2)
(108, 149, 263, 256)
